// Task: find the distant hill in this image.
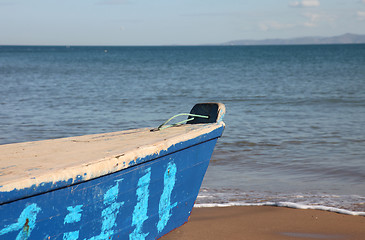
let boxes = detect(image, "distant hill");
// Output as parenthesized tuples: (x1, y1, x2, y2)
(222, 33, 365, 46)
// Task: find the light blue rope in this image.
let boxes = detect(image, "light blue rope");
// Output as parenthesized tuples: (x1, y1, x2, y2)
(158, 113, 209, 130)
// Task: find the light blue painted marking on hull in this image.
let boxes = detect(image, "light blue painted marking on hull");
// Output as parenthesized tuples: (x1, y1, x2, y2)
(63, 231, 79, 240)
(0, 203, 41, 240)
(63, 205, 83, 240)
(157, 161, 178, 232)
(86, 179, 124, 240)
(64, 205, 83, 224)
(129, 168, 151, 240)
(103, 179, 122, 205)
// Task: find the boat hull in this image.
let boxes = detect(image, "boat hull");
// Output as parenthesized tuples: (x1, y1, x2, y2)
(0, 136, 219, 239)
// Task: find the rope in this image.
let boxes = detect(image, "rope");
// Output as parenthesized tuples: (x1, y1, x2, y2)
(157, 113, 209, 130)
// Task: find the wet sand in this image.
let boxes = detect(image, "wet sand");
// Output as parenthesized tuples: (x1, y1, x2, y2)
(161, 206, 365, 240)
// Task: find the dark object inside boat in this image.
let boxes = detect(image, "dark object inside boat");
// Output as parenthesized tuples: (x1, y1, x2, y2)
(188, 103, 220, 124)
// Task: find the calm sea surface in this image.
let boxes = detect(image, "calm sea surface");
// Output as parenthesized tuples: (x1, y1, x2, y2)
(1, 45, 365, 214)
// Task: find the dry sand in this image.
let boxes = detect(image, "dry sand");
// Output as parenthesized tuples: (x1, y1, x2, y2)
(161, 206, 365, 240)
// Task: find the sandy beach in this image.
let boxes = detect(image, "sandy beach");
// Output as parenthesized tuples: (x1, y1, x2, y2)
(161, 206, 365, 240)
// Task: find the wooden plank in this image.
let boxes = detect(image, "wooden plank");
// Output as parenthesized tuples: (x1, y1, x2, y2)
(0, 129, 222, 239)
(0, 123, 224, 203)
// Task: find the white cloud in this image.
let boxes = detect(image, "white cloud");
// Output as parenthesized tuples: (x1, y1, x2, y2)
(301, 12, 335, 27)
(259, 21, 295, 31)
(363, 0, 365, 4)
(259, 11, 336, 32)
(302, 12, 321, 26)
(357, 11, 365, 20)
(289, 0, 320, 8)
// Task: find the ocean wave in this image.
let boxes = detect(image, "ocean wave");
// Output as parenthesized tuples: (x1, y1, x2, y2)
(195, 188, 365, 216)
(221, 96, 365, 107)
(194, 201, 365, 216)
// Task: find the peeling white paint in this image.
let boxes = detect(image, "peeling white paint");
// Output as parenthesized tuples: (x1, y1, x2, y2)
(0, 122, 224, 193)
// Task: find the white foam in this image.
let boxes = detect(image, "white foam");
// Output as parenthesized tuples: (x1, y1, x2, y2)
(194, 201, 365, 216)
(276, 202, 365, 216)
(195, 188, 365, 216)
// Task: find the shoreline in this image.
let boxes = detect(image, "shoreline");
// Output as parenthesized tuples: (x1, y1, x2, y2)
(194, 202, 365, 216)
(161, 206, 365, 240)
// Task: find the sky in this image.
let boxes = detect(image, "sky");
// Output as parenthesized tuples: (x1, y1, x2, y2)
(0, 0, 365, 45)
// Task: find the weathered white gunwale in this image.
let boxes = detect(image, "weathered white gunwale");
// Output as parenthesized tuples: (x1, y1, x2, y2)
(0, 122, 224, 193)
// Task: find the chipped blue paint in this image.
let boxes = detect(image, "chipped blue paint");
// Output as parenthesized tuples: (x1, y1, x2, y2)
(157, 162, 177, 232)
(0, 178, 83, 205)
(64, 205, 83, 224)
(0, 125, 224, 206)
(129, 168, 151, 240)
(0, 203, 41, 240)
(87, 179, 124, 240)
(0, 123, 224, 239)
(63, 231, 79, 240)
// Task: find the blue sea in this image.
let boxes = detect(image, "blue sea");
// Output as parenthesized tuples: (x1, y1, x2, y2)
(1, 45, 365, 215)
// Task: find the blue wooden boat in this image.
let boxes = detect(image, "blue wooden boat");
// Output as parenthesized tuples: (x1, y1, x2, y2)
(0, 103, 225, 240)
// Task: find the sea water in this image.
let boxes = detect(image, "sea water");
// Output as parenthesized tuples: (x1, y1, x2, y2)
(1, 45, 364, 215)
